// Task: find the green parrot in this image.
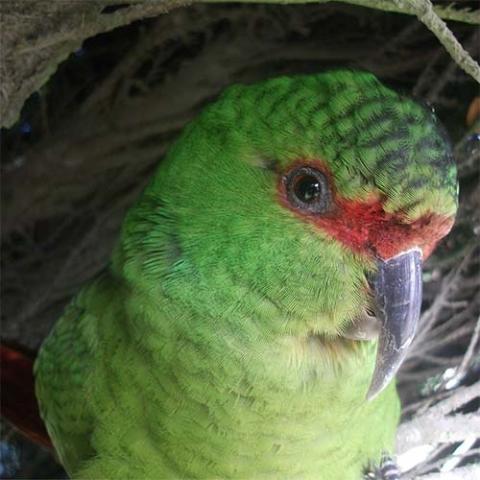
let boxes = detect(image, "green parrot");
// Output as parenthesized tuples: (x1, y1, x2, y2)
(34, 70, 457, 479)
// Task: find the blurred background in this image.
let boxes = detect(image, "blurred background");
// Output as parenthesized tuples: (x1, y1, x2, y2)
(1, 1, 479, 478)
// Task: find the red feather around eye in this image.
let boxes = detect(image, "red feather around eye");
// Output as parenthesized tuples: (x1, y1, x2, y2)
(1, 344, 53, 448)
(279, 160, 454, 260)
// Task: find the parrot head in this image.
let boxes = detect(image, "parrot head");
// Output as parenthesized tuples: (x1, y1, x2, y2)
(119, 70, 457, 399)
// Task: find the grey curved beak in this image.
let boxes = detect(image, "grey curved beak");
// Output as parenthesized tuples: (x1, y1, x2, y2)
(366, 249, 423, 401)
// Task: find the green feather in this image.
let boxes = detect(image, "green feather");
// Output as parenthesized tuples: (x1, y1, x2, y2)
(35, 70, 457, 479)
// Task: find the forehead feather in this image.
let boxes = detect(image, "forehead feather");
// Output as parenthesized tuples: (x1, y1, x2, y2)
(207, 70, 457, 218)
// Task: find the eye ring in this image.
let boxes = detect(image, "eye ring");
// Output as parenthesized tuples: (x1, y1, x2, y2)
(284, 166, 332, 214)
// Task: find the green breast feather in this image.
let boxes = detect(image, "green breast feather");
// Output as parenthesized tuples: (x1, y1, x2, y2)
(34, 70, 457, 479)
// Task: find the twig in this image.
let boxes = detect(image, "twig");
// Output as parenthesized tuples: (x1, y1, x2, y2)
(396, 384, 480, 454)
(426, 32, 480, 103)
(413, 47, 445, 96)
(341, 0, 480, 25)
(394, 0, 480, 83)
(206, 0, 480, 24)
(456, 316, 480, 376)
(409, 464, 480, 480)
(207, 0, 480, 82)
(413, 249, 475, 349)
(374, 18, 423, 60)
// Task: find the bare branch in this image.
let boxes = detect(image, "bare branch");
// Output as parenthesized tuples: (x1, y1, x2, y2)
(409, 464, 480, 480)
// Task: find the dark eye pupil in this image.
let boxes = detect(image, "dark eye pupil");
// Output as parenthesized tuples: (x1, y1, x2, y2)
(295, 176, 321, 203)
(284, 166, 331, 214)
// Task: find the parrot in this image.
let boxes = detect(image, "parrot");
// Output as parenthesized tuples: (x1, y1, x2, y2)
(29, 70, 457, 479)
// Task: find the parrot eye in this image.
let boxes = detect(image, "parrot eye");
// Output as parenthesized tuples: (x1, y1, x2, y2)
(284, 166, 332, 214)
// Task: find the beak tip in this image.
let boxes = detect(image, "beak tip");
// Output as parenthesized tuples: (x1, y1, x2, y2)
(365, 387, 378, 402)
(365, 388, 379, 402)
(365, 364, 395, 402)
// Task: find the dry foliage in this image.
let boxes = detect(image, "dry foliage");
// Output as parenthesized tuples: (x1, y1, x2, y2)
(0, 1, 479, 478)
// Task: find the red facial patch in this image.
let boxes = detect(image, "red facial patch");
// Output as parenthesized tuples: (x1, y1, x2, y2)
(278, 160, 455, 260)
